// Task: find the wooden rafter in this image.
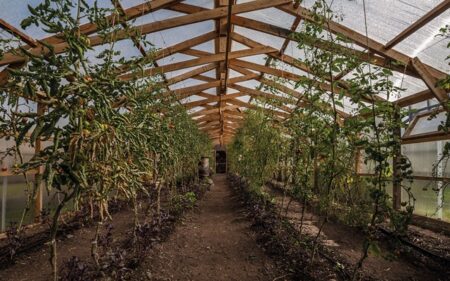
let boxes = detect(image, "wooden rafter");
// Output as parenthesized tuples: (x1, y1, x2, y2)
(0, 19, 38, 47)
(411, 57, 448, 106)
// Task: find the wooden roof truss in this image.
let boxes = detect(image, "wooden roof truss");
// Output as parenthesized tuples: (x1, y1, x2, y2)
(0, 0, 449, 146)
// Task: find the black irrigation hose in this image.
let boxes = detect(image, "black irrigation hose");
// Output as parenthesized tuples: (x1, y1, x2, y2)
(266, 180, 450, 271)
(378, 227, 450, 266)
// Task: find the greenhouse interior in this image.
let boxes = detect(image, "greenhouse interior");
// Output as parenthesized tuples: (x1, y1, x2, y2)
(0, 0, 449, 280)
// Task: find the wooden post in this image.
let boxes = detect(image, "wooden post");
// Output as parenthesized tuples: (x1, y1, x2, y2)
(393, 108, 402, 210)
(354, 148, 361, 175)
(34, 103, 45, 222)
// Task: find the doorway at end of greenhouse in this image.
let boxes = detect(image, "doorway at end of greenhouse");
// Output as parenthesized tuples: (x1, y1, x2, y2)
(215, 149, 227, 174)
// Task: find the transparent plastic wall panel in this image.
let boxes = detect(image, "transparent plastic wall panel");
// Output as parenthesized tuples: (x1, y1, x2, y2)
(402, 179, 450, 221)
(395, 10, 450, 73)
(403, 142, 437, 176)
(300, 0, 442, 44)
(410, 111, 446, 135)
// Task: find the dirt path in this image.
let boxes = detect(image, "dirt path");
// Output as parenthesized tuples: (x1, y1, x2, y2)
(132, 174, 285, 281)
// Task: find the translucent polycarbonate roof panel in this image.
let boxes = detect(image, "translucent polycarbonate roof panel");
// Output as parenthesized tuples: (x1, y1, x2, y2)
(202, 69, 217, 79)
(179, 95, 206, 104)
(297, 0, 449, 72)
(120, 0, 150, 9)
(169, 78, 205, 91)
(238, 7, 295, 30)
(184, 0, 215, 9)
(231, 41, 250, 52)
(300, 0, 442, 43)
(140, 20, 215, 52)
(239, 54, 269, 65)
(395, 9, 450, 73)
(0, 0, 113, 40)
(156, 53, 196, 67)
(133, 9, 185, 26)
(192, 40, 215, 53)
(229, 69, 244, 78)
(235, 79, 260, 89)
(234, 26, 284, 49)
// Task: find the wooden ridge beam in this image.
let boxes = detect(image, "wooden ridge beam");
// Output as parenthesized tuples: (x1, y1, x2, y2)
(385, 1, 450, 50)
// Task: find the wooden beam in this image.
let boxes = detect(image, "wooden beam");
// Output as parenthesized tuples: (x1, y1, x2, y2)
(411, 57, 448, 105)
(0, 19, 38, 47)
(394, 89, 434, 107)
(385, 0, 450, 50)
(402, 131, 450, 144)
(167, 63, 217, 85)
(154, 31, 218, 61)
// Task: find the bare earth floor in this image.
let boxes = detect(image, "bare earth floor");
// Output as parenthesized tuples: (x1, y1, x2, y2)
(132, 174, 285, 281)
